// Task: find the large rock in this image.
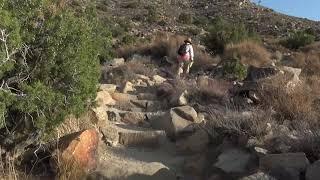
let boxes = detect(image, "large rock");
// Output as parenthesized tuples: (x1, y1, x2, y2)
(95, 91, 116, 106)
(282, 66, 302, 92)
(176, 129, 209, 154)
(59, 129, 99, 172)
(306, 160, 320, 180)
(214, 148, 256, 174)
(170, 90, 188, 106)
(99, 84, 117, 93)
(260, 153, 309, 175)
(107, 58, 125, 67)
(150, 107, 199, 138)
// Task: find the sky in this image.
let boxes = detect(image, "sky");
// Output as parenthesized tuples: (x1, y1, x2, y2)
(253, 0, 320, 21)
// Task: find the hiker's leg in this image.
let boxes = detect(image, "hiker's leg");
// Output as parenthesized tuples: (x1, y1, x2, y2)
(186, 61, 194, 74)
(177, 61, 184, 77)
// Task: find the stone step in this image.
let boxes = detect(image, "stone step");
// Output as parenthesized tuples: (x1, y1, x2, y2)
(112, 99, 167, 112)
(118, 125, 167, 148)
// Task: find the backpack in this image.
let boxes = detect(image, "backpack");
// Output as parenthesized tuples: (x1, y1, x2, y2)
(177, 44, 188, 55)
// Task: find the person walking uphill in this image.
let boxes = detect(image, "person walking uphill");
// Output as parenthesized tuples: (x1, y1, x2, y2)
(177, 38, 194, 77)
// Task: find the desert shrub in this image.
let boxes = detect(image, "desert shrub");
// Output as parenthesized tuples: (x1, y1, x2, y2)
(121, 34, 138, 45)
(178, 12, 193, 24)
(204, 18, 259, 53)
(224, 40, 272, 67)
(221, 59, 248, 80)
(0, 1, 112, 135)
(282, 30, 315, 49)
(121, 1, 140, 8)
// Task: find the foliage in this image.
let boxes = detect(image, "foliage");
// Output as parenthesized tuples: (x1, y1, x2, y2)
(178, 12, 193, 24)
(0, 0, 112, 134)
(282, 30, 315, 49)
(222, 58, 248, 80)
(204, 18, 259, 54)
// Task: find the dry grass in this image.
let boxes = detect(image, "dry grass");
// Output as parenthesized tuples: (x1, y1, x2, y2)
(193, 76, 231, 103)
(224, 40, 272, 67)
(259, 77, 314, 121)
(54, 152, 87, 180)
(208, 106, 273, 139)
(0, 152, 26, 180)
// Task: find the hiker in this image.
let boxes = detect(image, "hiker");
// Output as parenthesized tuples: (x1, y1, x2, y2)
(177, 38, 194, 77)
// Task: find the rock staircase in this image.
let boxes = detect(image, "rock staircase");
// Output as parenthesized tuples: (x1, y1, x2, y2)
(90, 73, 207, 180)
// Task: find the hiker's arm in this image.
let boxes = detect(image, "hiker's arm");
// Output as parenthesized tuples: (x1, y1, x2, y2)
(190, 45, 194, 61)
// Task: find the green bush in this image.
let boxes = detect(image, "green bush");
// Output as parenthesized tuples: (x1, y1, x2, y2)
(122, 34, 137, 45)
(0, 1, 112, 134)
(204, 18, 259, 54)
(282, 30, 315, 49)
(178, 12, 193, 24)
(222, 58, 248, 80)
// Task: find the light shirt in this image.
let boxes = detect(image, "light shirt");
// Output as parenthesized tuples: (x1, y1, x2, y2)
(185, 43, 194, 61)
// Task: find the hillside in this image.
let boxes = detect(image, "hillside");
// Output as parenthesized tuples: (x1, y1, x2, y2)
(97, 0, 320, 40)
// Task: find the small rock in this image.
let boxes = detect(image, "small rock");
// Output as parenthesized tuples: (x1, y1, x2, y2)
(99, 84, 117, 93)
(59, 129, 99, 172)
(153, 75, 167, 85)
(306, 160, 320, 180)
(254, 147, 268, 157)
(122, 81, 135, 93)
(136, 74, 150, 82)
(109, 58, 124, 67)
(107, 110, 121, 122)
(95, 91, 116, 106)
(240, 172, 276, 180)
